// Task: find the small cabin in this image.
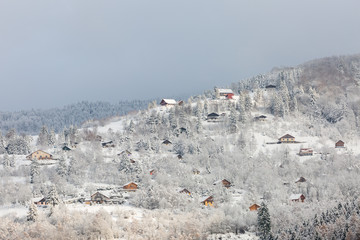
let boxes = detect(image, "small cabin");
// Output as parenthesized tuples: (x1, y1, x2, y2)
(335, 140, 345, 148)
(123, 182, 138, 191)
(255, 115, 267, 121)
(299, 148, 313, 156)
(192, 169, 200, 175)
(91, 192, 110, 204)
(201, 196, 214, 207)
(177, 154, 183, 160)
(62, 146, 71, 151)
(214, 179, 231, 188)
(215, 88, 234, 99)
(295, 177, 306, 183)
(207, 113, 220, 121)
(150, 169, 156, 175)
(279, 134, 295, 143)
(34, 197, 49, 206)
(289, 194, 305, 202)
(249, 204, 261, 211)
(179, 188, 191, 195)
(160, 99, 177, 107)
(162, 140, 172, 145)
(102, 141, 115, 148)
(26, 150, 53, 160)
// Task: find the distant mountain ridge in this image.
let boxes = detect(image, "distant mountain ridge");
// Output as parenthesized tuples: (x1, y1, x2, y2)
(0, 100, 151, 135)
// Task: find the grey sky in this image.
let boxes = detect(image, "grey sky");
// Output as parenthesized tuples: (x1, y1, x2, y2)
(1, 0, 359, 111)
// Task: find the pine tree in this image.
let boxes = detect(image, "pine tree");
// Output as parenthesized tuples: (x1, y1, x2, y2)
(257, 202, 272, 239)
(27, 202, 38, 222)
(30, 160, 40, 184)
(229, 106, 238, 133)
(37, 125, 50, 146)
(2, 153, 11, 169)
(57, 158, 67, 177)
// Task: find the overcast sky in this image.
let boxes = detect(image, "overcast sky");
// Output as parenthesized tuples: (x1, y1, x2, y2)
(1, 0, 360, 111)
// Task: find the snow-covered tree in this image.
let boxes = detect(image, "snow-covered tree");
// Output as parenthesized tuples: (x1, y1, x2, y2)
(47, 185, 60, 207)
(257, 202, 272, 239)
(30, 160, 40, 184)
(27, 202, 38, 222)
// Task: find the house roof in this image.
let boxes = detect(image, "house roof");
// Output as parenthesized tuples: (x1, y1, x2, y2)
(336, 140, 344, 144)
(161, 99, 177, 105)
(162, 140, 172, 144)
(289, 194, 304, 200)
(123, 181, 138, 187)
(280, 134, 295, 139)
(207, 113, 220, 117)
(217, 89, 234, 94)
(200, 196, 213, 202)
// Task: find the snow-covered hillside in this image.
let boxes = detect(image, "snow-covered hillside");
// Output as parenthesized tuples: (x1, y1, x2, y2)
(1, 55, 360, 239)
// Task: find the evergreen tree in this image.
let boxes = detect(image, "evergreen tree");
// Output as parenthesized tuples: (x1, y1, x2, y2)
(37, 125, 50, 146)
(2, 153, 11, 169)
(229, 106, 238, 133)
(27, 202, 38, 222)
(257, 202, 272, 239)
(30, 160, 40, 184)
(57, 157, 67, 177)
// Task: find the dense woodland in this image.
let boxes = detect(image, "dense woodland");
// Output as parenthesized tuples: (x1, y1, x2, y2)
(1, 54, 360, 239)
(0, 100, 150, 135)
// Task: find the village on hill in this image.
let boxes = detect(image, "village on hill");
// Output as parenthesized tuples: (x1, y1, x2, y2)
(1, 72, 358, 239)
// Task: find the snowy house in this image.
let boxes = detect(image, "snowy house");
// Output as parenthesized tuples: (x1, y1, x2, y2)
(102, 141, 115, 148)
(33, 197, 48, 206)
(150, 169, 156, 175)
(160, 99, 177, 107)
(62, 146, 71, 151)
(215, 88, 234, 99)
(123, 182, 138, 191)
(299, 148, 313, 156)
(249, 204, 260, 211)
(254, 115, 267, 121)
(289, 194, 305, 202)
(265, 84, 276, 90)
(207, 113, 220, 121)
(179, 188, 191, 195)
(162, 140, 172, 145)
(279, 134, 295, 143)
(213, 179, 232, 188)
(26, 150, 53, 160)
(119, 150, 132, 156)
(335, 140, 345, 148)
(91, 192, 110, 204)
(201, 196, 214, 206)
(295, 177, 306, 183)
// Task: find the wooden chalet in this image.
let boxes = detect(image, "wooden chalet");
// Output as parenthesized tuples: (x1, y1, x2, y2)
(179, 188, 191, 195)
(201, 196, 214, 207)
(102, 141, 115, 148)
(289, 194, 305, 202)
(215, 88, 234, 99)
(214, 179, 232, 188)
(207, 113, 220, 121)
(335, 140, 345, 148)
(26, 150, 53, 160)
(295, 177, 306, 183)
(123, 182, 138, 191)
(91, 192, 110, 204)
(279, 134, 295, 143)
(162, 140, 172, 145)
(160, 99, 177, 107)
(34, 197, 49, 206)
(299, 148, 313, 156)
(249, 204, 261, 211)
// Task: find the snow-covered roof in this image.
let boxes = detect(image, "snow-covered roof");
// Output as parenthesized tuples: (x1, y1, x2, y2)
(161, 99, 177, 105)
(123, 181, 138, 187)
(200, 196, 213, 202)
(289, 194, 303, 200)
(280, 134, 295, 139)
(217, 89, 234, 94)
